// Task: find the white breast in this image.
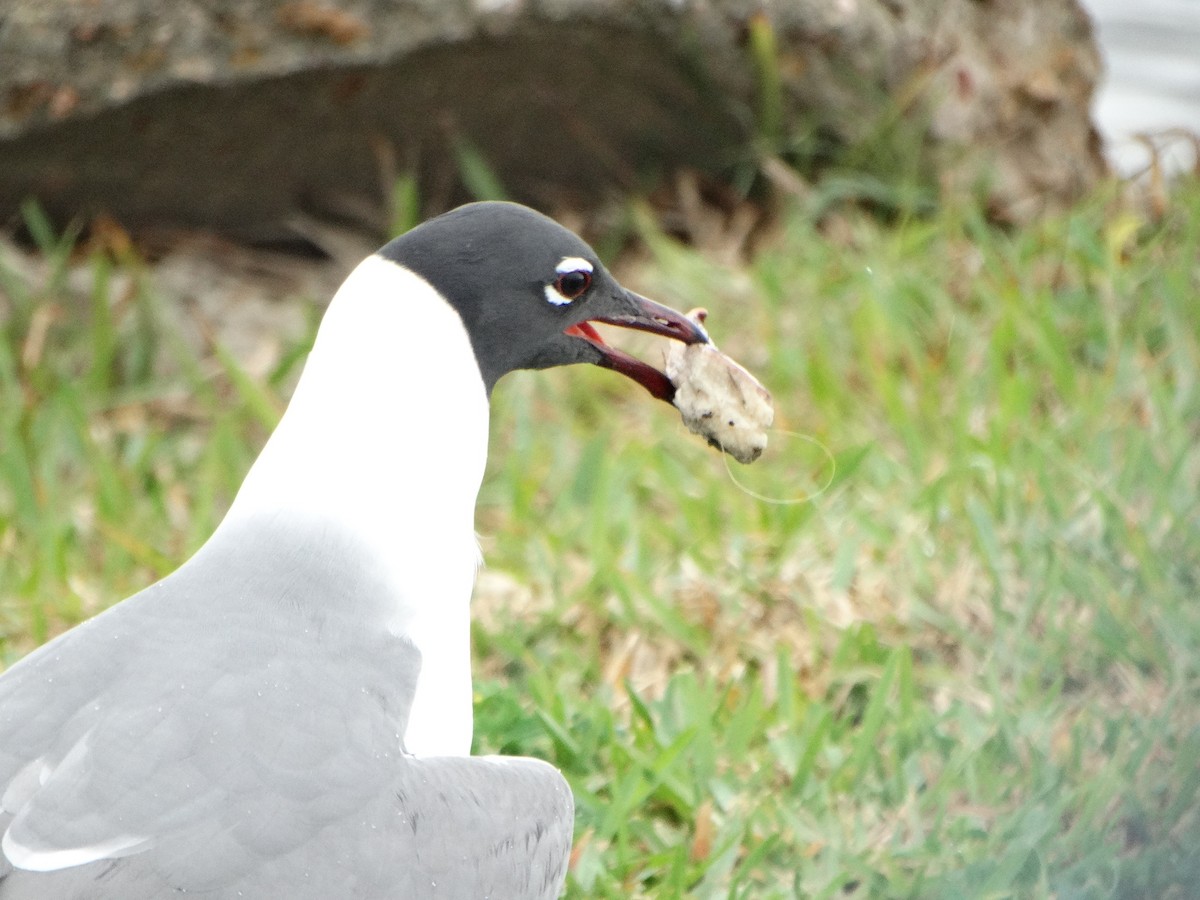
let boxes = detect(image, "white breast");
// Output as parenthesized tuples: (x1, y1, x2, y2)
(219, 255, 490, 756)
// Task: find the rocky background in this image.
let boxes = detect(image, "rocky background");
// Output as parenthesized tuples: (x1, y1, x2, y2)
(0, 0, 1105, 246)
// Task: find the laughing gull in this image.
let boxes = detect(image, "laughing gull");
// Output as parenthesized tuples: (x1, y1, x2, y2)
(0, 201, 708, 898)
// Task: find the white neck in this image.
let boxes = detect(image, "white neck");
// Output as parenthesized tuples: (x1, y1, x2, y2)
(219, 255, 490, 756)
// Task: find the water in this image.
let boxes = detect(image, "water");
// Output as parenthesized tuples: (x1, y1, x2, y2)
(1081, 0, 1200, 174)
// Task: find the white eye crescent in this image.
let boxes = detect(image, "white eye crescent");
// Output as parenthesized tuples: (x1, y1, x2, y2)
(545, 257, 594, 306)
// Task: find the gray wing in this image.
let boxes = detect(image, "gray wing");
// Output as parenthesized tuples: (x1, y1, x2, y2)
(0, 755, 573, 899)
(0, 522, 573, 898)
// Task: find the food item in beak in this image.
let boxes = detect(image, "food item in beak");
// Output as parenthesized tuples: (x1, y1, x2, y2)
(665, 309, 774, 464)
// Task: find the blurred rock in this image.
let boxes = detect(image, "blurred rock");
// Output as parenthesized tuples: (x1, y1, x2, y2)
(0, 0, 1104, 240)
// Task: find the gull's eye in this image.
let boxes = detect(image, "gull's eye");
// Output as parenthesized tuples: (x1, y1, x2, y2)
(545, 256, 595, 306)
(555, 270, 591, 299)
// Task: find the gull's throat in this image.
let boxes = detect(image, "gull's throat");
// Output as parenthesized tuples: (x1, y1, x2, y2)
(217, 256, 490, 757)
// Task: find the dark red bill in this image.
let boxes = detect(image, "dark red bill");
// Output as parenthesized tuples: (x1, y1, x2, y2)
(565, 291, 709, 402)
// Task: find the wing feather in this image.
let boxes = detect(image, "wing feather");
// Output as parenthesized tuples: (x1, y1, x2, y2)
(0, 523, 573, 898)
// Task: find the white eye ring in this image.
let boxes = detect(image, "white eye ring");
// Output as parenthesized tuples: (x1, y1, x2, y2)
(556, 257, 593, 275)
(545, 257, 594, 306)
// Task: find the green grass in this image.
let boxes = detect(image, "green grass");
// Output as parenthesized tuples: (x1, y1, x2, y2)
(3, 181, 1199, 898)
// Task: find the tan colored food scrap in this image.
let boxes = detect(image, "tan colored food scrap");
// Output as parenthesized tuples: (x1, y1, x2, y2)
(665, 309, 774, 464)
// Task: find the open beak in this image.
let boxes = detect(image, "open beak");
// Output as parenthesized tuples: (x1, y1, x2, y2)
(565, 290, 710, 402)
